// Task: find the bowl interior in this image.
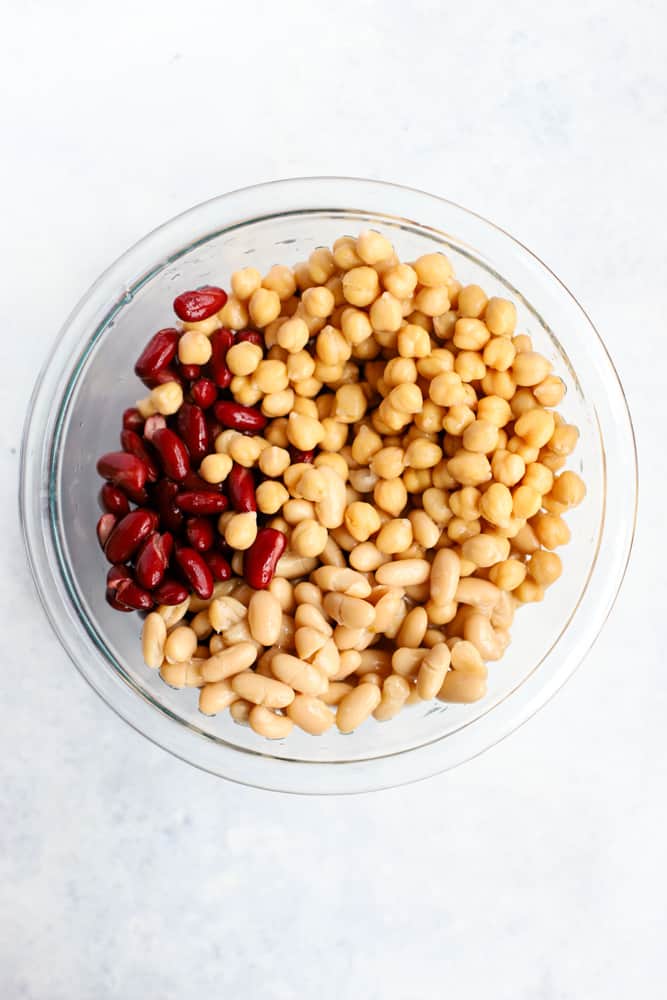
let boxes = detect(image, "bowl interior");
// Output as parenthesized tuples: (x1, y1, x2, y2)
(53, 208, 602, 768)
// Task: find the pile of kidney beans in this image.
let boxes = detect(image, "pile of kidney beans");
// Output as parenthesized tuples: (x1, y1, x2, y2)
(96, 286, 288, 613)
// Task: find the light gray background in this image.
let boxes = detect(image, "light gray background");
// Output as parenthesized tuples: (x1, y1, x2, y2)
(1, 1, 663, 997)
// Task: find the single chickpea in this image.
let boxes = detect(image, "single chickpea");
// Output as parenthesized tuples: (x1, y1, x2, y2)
(287, 412, 325, 450)
(476, 395, 512, 427)
(373, 478, 408, 517)
(481, 370, 516, 401)
(384, 357, 418, 388)
(462, 420, 499, 454)
(447, 450, 492, 487)
(433, 310, 458, 340)
(515, 408, 556, 449)
(514, 578, 545, 603)
(219, 296, 249, 330)
(278, 317, 310, 354)
(429, 371, 466, 407)
(224, 511, 258, 550)
(415, 400, 446, 434)
(409, 509, 441, 548)
(227, 341, 263, 377)
(344, 502, 382, 542)
(333, 384, 368, 423)
(404, 438, 443, 470)
(200, 453, 233, 484)
(340, 308, 372, 346)
(228, 435, 265, 467)
(356, 229, 394, 265)
(532, 513, 571, 549)
(382, 263, 418, 299)
(342, 266, 380, 307)
(549, 471, 586, 509)
(351, 425, 383, 465)
(319, 418, 348, 452)
(286, 349, 316, 382)
(314, 452, 349, 481)
(316, 326, 351, 366)
(491, 450, 526, 487)
(376, 518, 413, 554)
(256, 480, 290, 514)
(512, 485, 542, 519)
(264, 418, 289, 448)
(291, 519, 329, 557)
(448, 516, 481, 543)
(422, 487, 453, 524)
(370, 446, 405, 480)
(533, 375, 565, 407)
(450, 486, 481, 521)
(254, 360, 288, 395)
(413, 286, 450, 317)
(522, 462, 554, 495)
(231, 267, 262, 301)
(295, 467, 329, 502)
(248, 288, 281, 328)
(453, 317, 491, 351)
(431, 460, 457, 491)
(303, 285, 335, 319)
(548, 424, 580, 456)
(527, 549, 563, 586)
(414, 252, 453, 287)
(455, 350, 486, 382)
(333, 236, 363, 271)
(261, 388, 295, 418)
(261, 265, 297, 300)
(150, 381, 183, 416)
(512, 334, 533, 354)
(512, 351, 552, 387)
(484, 298, 517, 336)
(458, 284, 488, 318)
(307, 247, 336, 285)
(403, 468, 432, 493)
(507, 436, 539, 465)
(479, 482, 514, 525)
(483, 336, 516, 372)
(397, 324, 432, 358)
(369, 292, 403, 332)
(488, 558, 527, 591)
(178, 330, 212, 366)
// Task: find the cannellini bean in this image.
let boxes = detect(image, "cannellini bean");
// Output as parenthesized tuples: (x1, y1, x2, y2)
(312, 566, 372, 598)
(231, 671, 295, 708)
(142, 612, 167, 669)
(156, 596, 191, 627)
(294, 626, 329, 661)
(396, 606, 428, 648)
(208, 596, 247, 633)
(271, 652, 329, 695)
(336, 683, 382, 732)
(275, 553, 320, 579)
(321, 682, 355, 705)
(164, 626, 198, 665)
(160, 659, 205, 688)
(247, 590, 283, 645)
(450, 640, 487, 676)
(417, 643, 451, 700)
(373, 673, 411, 721)
(294, 603, 333, 635)
(322, 593, 375, 629)
(391, 646, 428, 677)
(333, 625, 375, 651)
(198, 680, 239, 715)
(230, 699, 252, 725)
(287, 695, 336, 735)
(311, 638, 341, 678)
(464, 613, 504, 661)
(438, 671, 487, 703)
(314, 466, 347, 528)
(201, 642, 259, 682)
(454, 578, 500, 614)
(375, 558, 431, 587)
(249, 706, 294, 739)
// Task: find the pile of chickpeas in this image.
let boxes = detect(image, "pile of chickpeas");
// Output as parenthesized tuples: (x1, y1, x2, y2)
(141, 230, 585, 740)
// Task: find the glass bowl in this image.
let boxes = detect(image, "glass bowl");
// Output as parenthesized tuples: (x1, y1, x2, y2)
(20, 177, 637, 794)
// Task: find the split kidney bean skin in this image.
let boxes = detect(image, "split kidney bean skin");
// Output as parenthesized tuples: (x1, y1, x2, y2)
(114, 578, 154, 611)
(228, 463, 257, 512)
(105, 565, 134, 611)
(97, 513, 117, 549)
(214, 400, 268, 432)
(151, 428, 191, 481)
(174, 546, 214, 599)
(176, 491, 229, 515)
(143, 415, 167, 441)
(120, 429, 161, 482)
(97, 452, 149, 496)
(185, 517, 215, 552)
(176, 403, 209, 463)
(289, 447, 315, 464)
(144, 366, 183, 389)
(122, 407, 144, 433)
(104, 510, 156, 564)
(100, 484, 130, 517)
(244, 528, 287, 589)
(191, 378, 218, 410)
(173, 286, 227, 323)
(134, 329, 180, 381)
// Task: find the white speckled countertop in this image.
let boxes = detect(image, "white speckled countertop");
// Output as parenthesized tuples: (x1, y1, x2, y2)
(1, 1, 664, 997)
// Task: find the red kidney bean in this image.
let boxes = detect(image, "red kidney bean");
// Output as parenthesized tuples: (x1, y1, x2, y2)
(152, 478, 184, 533)
(185, 516, 215, 552)
(143, 414, 167, 441)
(209, 329, 234, 388)
(173, 287, 227, 323)
(97, 452, 149, 495)
(244, 528, 287, 590)
(236, 330, 264, 347)
(114, 578, 154, 611)
(289, 447, 315, 464)
(214, 400, 268, 432)
(135, 532, 172, 590)
(104, 510, 155, 564)
(176, 403, 209, 463)
(122, 407, 144, 433)
(97, 513, 117, 549)
(174, 546, 214, 599)
(191, 377, 218, 410)
(203, 550, 232, 582)
(152, 578, 189, 606)
(179, 363, 201, 381)
(181, 469, 222, 493)
(144, 366, 183, 388)
(120, 429, 161, 482)
(105, 565, 134, 611)
(176, 491, 228, 515)
(100, 484, 130, 517)
(151, 428, 190, 481)
(228, 463, 257, 512)
(134, 329, 180, 382)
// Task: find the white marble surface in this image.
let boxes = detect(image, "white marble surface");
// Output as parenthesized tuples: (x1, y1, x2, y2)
(1, 1, 664, 996)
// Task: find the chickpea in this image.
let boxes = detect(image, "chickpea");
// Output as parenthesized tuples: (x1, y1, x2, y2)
(512, 334, 533, 354)
(315, 452, 349, 481)
(488, 558, 527, 591)
(227, 342, 263, 377)
(200, 453, 233, 484)
(219, 295, 249, 330)
(514, 579, 545, 603)
(397, 324, 431, 358)
(333, 384, 367, 423)
(382, 263, 418, 299)
(228, 435, 264, 467)
(429, 371, 466, 407)
(512, 485, 542, 519)
(413, 252, 453, 287)
(462, 420, 498, 454)
(303, 285, 336, 319)
(455, 350, 486, 382)
(453, 317, 491, 351)
(484, 297, 517, 336)
(224, 512, 258, 551)
(447, 450, 492, 488)
(261, 388, 295, 418)
(515, 408, 556, 448)
(231, 267, 262, 300)
(481, 370, 516, 401)
(344, 502, 382, 542)
(479, 483, 513, 525)
(178, 330, 212, 366)
(458, 284, 488, 318)
(512, 351, 552, 387)
(351, 425, 383, 465)
(264, 418, 289, 448)
(548, 424, 580, 456)
(532, 513, 571, 549)
(340, 307, 373, 346)
(150, 381, 183, 416)
(262, 265, 297, 300)
(549, 470, 586, 509)
(316, 326, 351, 366)
(306, 247, 336, 285)
(404, 438, 443, 470)
(414, 285, 450, 317)
(432, 310, 457, 340)
(248, 288, 281, 328)
(450, 487, 481, 521)
(373, 478, 408, 517)
(534, 375, 565, 407)
(376, 518, 413, 554)
(527, 549, 563, 586)
(355, 229, 393, 265)
(483, 336, 516, 372)
(332, 236, 363, 271)
(522, 462, 554, 495)
(342, 266, 380, 307)
(291, 519, 329, 557)
(422, 487, 452, 524)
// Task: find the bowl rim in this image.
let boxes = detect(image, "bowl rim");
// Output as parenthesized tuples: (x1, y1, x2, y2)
(19, 175, 638, 794)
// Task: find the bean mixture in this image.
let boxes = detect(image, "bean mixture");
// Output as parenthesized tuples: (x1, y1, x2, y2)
(96, 231, 585, 739)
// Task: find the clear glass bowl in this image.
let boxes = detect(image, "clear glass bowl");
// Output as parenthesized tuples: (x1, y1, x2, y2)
(20, 177, 637, 794)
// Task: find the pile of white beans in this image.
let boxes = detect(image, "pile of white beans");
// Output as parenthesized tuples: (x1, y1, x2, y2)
(141, 230, 585, 739)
